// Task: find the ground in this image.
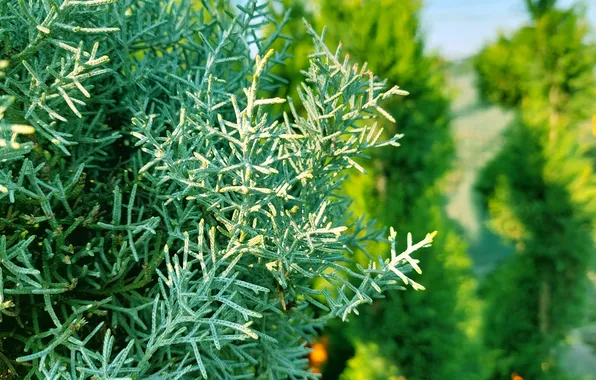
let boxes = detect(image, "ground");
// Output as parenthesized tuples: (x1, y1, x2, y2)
(444, 61, 513, 276)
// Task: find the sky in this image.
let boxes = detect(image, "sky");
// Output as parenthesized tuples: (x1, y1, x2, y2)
(421, 0, 596, 60)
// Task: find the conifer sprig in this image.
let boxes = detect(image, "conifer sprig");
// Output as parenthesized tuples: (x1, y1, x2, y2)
(0, 1, 433, 378)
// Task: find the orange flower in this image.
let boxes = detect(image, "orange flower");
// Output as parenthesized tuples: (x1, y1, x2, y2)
(308, 336, 330, 373)
(511, 373, 524, 380)
(309, 342, 328, 366)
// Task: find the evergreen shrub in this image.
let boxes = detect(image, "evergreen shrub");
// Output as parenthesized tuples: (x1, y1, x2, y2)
(0, 0, 435, 378)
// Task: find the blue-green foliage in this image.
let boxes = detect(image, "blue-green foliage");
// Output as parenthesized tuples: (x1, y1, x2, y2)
(0, 1, 435, 378)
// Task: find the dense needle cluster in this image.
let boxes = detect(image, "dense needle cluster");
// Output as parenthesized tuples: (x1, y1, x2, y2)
(0, 0, 434, 378)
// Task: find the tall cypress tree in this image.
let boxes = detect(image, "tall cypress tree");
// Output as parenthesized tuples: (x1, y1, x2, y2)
(271, 0, 481, 378)
(475, 2, 596, 378)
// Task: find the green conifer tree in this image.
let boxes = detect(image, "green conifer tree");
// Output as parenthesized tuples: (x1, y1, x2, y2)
(475, 2, 596, 378)
(271, 0, 481, 378)
(0, 1, 438, 378)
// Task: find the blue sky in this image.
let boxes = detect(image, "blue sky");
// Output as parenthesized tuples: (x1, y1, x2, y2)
(422, 0, 596, 59)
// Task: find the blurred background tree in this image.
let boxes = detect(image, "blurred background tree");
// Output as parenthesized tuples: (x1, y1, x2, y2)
(264, 0, 596, 378)
(525, 0, 557, 18)
(270, 0, 482, 378)
(475, 1, 596, 378)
